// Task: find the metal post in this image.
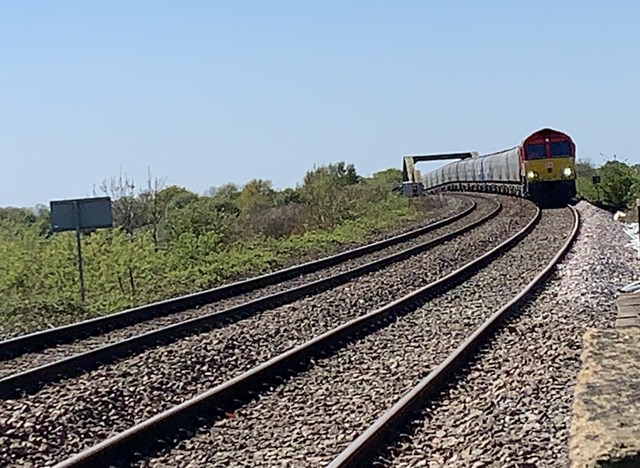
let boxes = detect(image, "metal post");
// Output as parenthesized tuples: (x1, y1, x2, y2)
(74, 201, 86, 302)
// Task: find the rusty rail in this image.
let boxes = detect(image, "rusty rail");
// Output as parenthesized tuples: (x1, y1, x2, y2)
(53, 201, 539, 468)
(0, 199, 503, 399)
(328, 206, 579, 467)
(0, 197, 475, 362)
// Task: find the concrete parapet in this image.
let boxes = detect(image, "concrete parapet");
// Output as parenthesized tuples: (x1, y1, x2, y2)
(569, 328, 640, 467)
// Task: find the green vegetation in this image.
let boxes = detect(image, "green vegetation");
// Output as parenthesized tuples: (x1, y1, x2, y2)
(0, 163, 433, 337)
(575, 157, 640, 211)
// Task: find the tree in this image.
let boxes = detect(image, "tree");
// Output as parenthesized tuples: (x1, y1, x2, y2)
(302, 162, 359, 188)
(209, 183, 240, 204)
(368, 168, 403, 189)
(597, 160, 640, 209)
(95, 172, 146, 234)
(236, 179, 276, 214)
(164, 196, 234, 242)
(276, 188, 302, 206)
(298, 163, 360, 228)
(159, 185, 198, 211)
(0, 207, 37, 225)
(332, 162, 360, 185)
(139, 168, 167, 247)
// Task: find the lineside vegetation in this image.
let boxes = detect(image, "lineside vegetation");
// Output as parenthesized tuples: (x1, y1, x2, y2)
(0, 163, 433, 337)
(575, 157, 640, 211)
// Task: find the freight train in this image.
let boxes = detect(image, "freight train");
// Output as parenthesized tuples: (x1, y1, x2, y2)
(421, 128, 577, 205)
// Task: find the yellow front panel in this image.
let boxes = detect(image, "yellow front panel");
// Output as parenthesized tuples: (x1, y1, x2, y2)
(524, 157, 575, 182)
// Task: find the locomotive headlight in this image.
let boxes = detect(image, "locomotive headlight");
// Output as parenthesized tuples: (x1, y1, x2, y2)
(526, 171, 537, 180)
(562, 167, 573, 177)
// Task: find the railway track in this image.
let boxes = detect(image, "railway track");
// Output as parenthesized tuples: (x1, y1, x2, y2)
(0, 194, 536, 467)
(330, 206, 578, 468)
(370, 203, 627, 467)
(0, 195, 470, 359)
(0, 195, 487, 395)
(32, 197, 560, 468)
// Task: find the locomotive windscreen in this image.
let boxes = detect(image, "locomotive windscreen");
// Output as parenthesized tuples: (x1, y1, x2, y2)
(550, 141, 572, 157)
(525, 140, 573, 160)
(525, 144, 546, 159)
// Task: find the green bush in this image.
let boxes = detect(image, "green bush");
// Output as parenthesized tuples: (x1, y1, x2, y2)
(0, 162, 434, 337)
(576, 158, 640, 210)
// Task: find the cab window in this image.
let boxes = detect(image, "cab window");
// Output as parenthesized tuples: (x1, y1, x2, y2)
(550, 141, 571, 157)
(525, 144, 546, 159)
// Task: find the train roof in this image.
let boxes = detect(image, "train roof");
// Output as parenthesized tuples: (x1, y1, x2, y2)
(477, 128, 574, 158)
(522, 128, 574, 146)
(476, 146, 518, 159)
(421, 128, 574, 170)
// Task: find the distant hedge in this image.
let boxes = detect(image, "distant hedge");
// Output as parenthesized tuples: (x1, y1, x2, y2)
(0, 164, 434, 337)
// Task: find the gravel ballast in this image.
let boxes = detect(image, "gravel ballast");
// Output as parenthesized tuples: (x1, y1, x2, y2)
(379, 201, 637, 467)
(0, 195, 535, 466)
(139, 207, 574, 467)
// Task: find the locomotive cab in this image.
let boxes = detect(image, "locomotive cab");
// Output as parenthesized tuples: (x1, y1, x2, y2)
(521, 129, 577, 205)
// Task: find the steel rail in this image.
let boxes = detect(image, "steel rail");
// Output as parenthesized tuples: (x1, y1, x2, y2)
(0, 197, 475, 361)
(0, 199, 501, 399)
(53, 203, 541, 468)
(328, 206, 580, 468)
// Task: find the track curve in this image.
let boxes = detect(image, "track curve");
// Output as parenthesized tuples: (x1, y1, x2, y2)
(0, 196, 500, 398)
(51, 198, 542, 468)
(329, 206, 579, 467)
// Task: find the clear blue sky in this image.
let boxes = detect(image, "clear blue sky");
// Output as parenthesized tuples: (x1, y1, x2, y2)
(1, 1, 639, 207)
